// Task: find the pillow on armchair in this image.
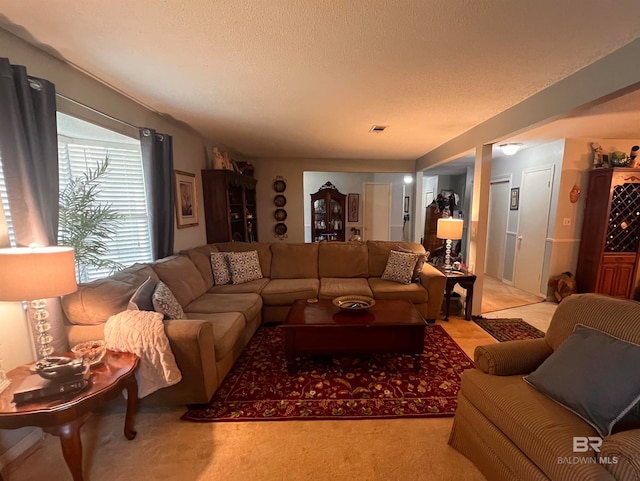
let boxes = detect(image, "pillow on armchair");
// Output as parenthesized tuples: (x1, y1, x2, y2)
(524, 324, 640, 436)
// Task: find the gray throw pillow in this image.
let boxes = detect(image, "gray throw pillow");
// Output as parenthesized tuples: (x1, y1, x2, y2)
(127, 276, 157, 311)
(381, 250, 419, 285)
(152, 281, 186, 320)
(396, 246, 430, 281)
(524, 324, 640, 437)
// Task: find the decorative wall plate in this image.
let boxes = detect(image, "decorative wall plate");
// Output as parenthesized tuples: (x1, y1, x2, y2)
(274, 194, 287, 207)
(274, 208, 287, 221)
(274, 223, 288, 236)
(273, 179, 287, 193)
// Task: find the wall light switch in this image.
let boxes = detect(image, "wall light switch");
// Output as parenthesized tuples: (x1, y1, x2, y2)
(563, 217, 571, 226)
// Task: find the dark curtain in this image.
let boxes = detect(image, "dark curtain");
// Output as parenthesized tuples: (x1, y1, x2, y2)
(140, 128, 175, 259)
(0, 58, 59, 245)
(0, 58, 67, 356)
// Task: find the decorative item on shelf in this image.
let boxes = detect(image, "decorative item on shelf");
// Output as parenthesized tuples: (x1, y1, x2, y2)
(0, 246, 77, 359)
(174, 170, 199, 228)
(610, 151, 633, 167)
(222, 151, 234, 170)
(630, 146, 639, 167)
(235, 161, 255, 177)
(436, 218, 464, 273)
(212, 147, 226, 170)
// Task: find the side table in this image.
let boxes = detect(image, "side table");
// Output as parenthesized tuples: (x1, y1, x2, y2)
(0, 350, 139, 481)
(437, 267, 477, 321)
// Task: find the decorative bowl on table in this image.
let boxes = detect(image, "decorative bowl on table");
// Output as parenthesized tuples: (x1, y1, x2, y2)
(332, 295, 376, 311)
(71, 340, 107, 366)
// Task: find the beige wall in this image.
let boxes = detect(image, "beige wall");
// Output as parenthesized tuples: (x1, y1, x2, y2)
(251, 158, 415, 243)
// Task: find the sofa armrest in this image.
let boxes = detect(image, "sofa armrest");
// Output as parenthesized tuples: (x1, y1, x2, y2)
(418, 263, 446, 321)
(162, 318, 219, 403)
(600, 429, 640, 480)
(474, 338, 552, 375)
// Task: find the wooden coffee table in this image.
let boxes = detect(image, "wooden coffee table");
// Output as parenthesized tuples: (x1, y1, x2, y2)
(0, 350, 139, 481)
(282, 299, 426, 368)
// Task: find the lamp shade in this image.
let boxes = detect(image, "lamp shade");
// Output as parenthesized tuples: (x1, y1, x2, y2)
(0, 246, 77, 301)
(437, 217, 464, 240)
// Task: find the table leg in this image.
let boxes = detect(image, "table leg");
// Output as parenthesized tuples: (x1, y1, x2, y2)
(465, 282, 474, 321)
(45, 416, 87, 481)
(123, 376, 138, 440)
(443, 284, 453, 321)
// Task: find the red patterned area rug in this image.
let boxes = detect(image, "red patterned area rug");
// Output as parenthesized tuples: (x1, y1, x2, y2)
(472, 317, 545, 342)
(181, 325, 473, 422)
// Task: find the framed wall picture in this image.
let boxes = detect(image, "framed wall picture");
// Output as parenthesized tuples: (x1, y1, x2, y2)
(175, 170, 199, 228)
(510, 187, 520, 211)
(348, 193, 359, 222)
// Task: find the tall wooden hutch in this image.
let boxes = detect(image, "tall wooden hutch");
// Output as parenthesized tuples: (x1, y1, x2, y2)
(576, 168, 640, 298)
(310, 182, 346, 241)
(201, 169, 258, 243)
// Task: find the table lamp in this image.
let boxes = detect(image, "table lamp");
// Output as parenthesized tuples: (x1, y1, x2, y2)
(437, 217, 464, 272)
(0, 246, 77, 360)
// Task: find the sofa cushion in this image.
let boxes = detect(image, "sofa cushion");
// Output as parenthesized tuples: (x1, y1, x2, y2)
(270, 243, 318, 279)
(461, 369, 600, 481)
(185, 311, 246, 362)
(228, 251, 263, 284)
(525, 324, 640, 437)
(213, 241, 273, 278)
(127, 276, 157, 311)
(318, 241, 368, 278)
(208, 278, 270, 295)
(368, 277, 428, 304)
(62, 264, 158, 325)
(261, 279, 320, 305)
(152, 255, 207, 306)
(319, 278, 373, 300)
(381, 250, 419, 284)
(367, 241, 427, 277)
(184, 293, 263, 323)
(152, 281, 187, 320)
(182, 244, 219, 289)
(210, 252, 232, 285)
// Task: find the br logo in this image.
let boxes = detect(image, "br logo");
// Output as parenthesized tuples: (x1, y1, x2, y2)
(573, 437, 603, 453)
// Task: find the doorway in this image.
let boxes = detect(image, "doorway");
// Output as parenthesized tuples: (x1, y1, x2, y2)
(485, 179, 510, 279)
(363, 183, 391, 240)
(513, 166, 554, 295)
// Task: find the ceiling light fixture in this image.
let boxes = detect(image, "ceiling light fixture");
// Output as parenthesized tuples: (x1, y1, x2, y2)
(404, 175, 413, 184)
(498, 143, 523, 156)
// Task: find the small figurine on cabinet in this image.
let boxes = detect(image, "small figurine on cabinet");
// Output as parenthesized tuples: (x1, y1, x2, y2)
(213, 147, 226, 170)
(591, 142, 604, 168)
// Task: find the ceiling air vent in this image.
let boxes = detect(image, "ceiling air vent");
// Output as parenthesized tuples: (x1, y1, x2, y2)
(369, 125, 388, 133)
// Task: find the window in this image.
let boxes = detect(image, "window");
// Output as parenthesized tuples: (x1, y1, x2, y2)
(0, 156, 16, 247)
(57, 113, 152, 282)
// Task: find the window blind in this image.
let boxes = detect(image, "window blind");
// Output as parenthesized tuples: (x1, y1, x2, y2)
(0, 156, 16, 247)
(58, 139, 152, 282)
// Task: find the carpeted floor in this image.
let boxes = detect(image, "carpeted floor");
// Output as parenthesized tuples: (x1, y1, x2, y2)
(472, 317, 545, 342)
(182, 325, 474, 422)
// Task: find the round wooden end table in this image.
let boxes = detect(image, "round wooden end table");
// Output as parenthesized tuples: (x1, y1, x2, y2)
(0, 350, 139, 481)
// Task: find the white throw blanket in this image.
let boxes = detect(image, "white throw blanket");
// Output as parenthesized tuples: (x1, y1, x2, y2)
(104, 310, 182, 398)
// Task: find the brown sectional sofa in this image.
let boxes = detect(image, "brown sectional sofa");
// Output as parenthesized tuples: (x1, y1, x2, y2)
(62, 240, 445, 406)
(449, 293, 640, 481)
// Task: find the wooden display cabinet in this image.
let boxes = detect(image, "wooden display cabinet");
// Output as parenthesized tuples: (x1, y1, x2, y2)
(201, 169, 258, 243)
(310, 182, 346, 242)
(576, 168, 640, 298)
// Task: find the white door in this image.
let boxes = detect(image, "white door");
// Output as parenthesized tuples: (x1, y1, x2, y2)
(485, 180, 509, 279)
(364, 183, 391, 240)
(513, 166, 554, 295)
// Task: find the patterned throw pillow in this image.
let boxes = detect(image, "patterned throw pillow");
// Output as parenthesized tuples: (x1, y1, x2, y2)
(152, 281, 186, 320)
(127, 276, 157, 311)
(227, 250, 263, 285)
(397, 247, 430, 281)
(210, 252, 232, 285)
(381, 250, 419, 284)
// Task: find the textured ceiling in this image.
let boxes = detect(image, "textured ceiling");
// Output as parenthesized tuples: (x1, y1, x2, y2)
(1, 1, 639, 160)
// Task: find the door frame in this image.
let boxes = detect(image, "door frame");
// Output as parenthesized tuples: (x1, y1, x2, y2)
(363, 182, 392, 241)
(485, 174, 511, 280)
(512, 164, 555, 295)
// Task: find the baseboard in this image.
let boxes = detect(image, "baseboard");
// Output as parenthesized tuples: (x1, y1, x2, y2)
(0, 428, 43, 471)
